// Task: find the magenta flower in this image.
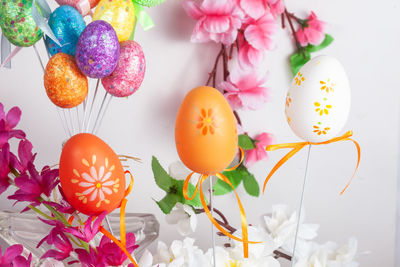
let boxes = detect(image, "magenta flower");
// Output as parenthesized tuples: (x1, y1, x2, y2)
(9, 163, 59, 204)
(239, 0, 284, 19)
(63, 212, 106, 242)
(295, 11, 325, 46)
(0, 244, 32, 267)
(0, 143, 11, 195)
(73, 247, 105, 267)
(238, 13, 276, 68)
(99, 233, 139, 266)
(37, 218, 67, 248)
(0, 103, 25, 148)
(41, 231, 73, 261)
(182, 0, 244, 45)
(9, 140, 35, 175)
(245, 132, 273, 167)
(220, 67, 269, 110)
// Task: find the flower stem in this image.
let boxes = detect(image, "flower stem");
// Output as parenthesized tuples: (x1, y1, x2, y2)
(284, 9, 302, 51)
(28, 205, 55, 221)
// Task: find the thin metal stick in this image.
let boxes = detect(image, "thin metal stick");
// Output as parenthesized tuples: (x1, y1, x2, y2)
(290, 145, 312, 267)
(105, 215, 114, 236)
(62, 109, 72, 137)
(209, 176, 216, 267)
(56, 107, 69, 137)
(86, 79, 100, 132)
(33, 44, 45, 71)
(94, 94, 112, 135)
(82, 97, 87, 132)
(68, 108, 75, 135)
(92, 92, 108, 133)
(76, 106, 81, 133)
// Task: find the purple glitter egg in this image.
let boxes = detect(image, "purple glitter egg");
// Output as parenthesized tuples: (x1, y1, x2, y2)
(75, 20, 119, 78)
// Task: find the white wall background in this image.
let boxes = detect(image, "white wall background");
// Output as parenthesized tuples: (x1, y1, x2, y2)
(1, 0, 399, 266)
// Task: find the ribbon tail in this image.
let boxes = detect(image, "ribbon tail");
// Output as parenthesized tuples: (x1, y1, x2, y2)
(120, 198, 127, 247)
(1, 34, 11, 69)
(340, 138, 361, 195)
(224, 147, 244, 171)
(183, 172, 201, 201)
(133, 3, 155, 31)
(0, 46, 22, 69)
(32, 0, 61, 46)
(263, 144, 307, 193)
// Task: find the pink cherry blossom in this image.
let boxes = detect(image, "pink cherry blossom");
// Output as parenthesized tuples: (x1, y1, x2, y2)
(295, 11, 325, 46)
(245, 132, 274, 167)
(220, 67, 269, 110)
(182, 0, 244, 45)
(239, 0, 284, 19)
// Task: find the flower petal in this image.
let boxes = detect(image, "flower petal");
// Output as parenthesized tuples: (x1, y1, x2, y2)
(6, 107, 21, 129)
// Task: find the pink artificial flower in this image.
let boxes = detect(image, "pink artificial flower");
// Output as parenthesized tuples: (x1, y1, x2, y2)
(239, 0, 284, 19)
(220, 67, 269, 110)
(9, 163, 59, 204)
(0, 244, 32, 267)
(238, 12, 276, 68)
(41, 231, 73, 261)
(9, 139, 36, 175)
(73, 247, 105, 267)
(245, 132, 274, 167)
(99, 233, 139, 266)
(0, 143, 11, 194)
(295, 11, 325, 46)
(63, 212, 107, 242)
(182, 0, 244, 45)
(0, 103, 25, 148)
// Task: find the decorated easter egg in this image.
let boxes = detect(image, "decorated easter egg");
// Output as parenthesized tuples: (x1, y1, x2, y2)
(75, 20, 120, 78)
(285, 55, 351, 143)
(101, 40, 145, 97)
(45, 6, 86, 57)
(93, 0, 135, 42)
(175, 86, 238, 175)
(44, 53, 88, 108)
(0, 0, 42, 47)
(60, 133, 126, 215)
(55, 0, 100, 16)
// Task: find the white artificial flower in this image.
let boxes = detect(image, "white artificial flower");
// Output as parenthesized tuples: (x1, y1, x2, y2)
(294, 238, 359, 267)
(166, 203, 197, 236)
(138, 249, 165, 267)
(153, 238, 210, 267)
(169, 161, 191, 180)
(263, 204, 319, 259)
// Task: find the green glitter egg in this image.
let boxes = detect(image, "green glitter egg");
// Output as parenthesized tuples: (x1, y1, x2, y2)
(0, 0, 43, 47)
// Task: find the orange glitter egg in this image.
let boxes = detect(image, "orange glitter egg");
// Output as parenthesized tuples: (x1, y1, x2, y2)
(59, 133, 126, 215)
(44, 53, 88, 108)
(175, 86, 238, 175)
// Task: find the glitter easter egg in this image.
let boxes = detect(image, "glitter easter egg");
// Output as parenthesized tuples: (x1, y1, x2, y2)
(75, 20, 120, 78)
(55, 0, 100, 16)
(60, 133, 126, 215)
(45, 6, 86, 57)
(101, 41, 145, 97)
(0, 0, 43, 47)
(44, 53, 88, 108)
(93, 0, 135, 42)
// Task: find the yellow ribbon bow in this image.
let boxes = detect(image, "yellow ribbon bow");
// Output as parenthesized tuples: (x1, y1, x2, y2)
(263, 131, 361, 195)
(182, 147, 259, 258)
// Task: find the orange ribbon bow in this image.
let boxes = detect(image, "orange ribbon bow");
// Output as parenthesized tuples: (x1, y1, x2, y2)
(263, 131, 361, 195)
(183, 147, 260, 258)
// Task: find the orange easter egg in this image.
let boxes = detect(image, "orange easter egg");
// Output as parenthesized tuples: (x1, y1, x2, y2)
(59, 133, 125, 215)
(175, 86, 238, 175)
(44, 53, 88, 108)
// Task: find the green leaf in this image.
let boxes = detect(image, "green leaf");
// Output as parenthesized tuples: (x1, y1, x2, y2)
(238, 134, 255, 150)
(132, 0, 166, 7)
(305, 34, 334, 53)
(176, 180, 204, 207)
(151, 156, 173, 192)
(242, 169, 260, 197)
(154, 194, 180, 214)
(213, 166, 244, 196)
(290, 50, 311, 76)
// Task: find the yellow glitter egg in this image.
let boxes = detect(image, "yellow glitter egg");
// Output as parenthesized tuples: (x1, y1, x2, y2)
(44, 53, 88, 108)
(93, 0, 136, 42)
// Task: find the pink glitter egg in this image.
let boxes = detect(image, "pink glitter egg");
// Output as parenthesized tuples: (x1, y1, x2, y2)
(101, 40, 145, 97)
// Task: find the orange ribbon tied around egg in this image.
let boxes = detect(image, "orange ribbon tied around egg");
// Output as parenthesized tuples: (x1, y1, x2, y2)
(263, 131, 361, 195)
(183, 147, 260, 258)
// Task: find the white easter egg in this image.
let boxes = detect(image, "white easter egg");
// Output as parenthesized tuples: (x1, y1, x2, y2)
(285, 55, 351, 142)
